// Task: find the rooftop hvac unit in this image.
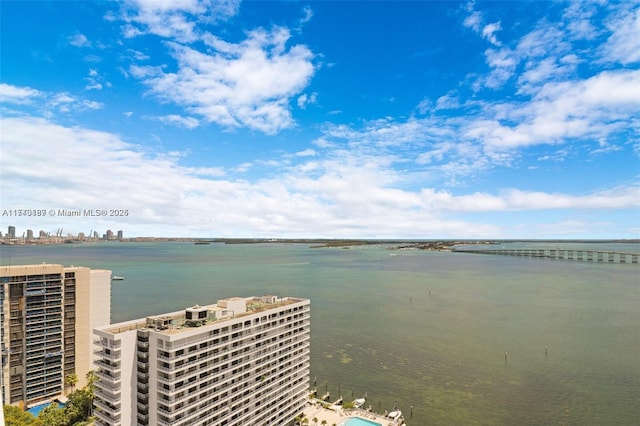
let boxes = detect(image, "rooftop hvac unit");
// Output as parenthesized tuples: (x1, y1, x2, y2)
(146, 316, 172, 330)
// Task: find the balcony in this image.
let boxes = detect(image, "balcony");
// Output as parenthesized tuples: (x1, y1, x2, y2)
(94, 407, 121, 424)
(95, 369, 121, 384)
(95, 387, 121, 403)
(94, 349, 122, 361)
(94, 397, 121, 414)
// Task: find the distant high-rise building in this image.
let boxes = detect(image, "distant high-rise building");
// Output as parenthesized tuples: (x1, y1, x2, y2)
(26, 229, 34, 240)
(39, 230, 47, 239)
(106, 230, 114, 240)
(93, 295, 310, 426)
(7, 226, 16, 239)
(117, 230, 123, 240)
(0, 264, 111, 409)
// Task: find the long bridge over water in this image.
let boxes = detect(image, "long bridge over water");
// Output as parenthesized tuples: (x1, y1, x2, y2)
(453, 247, 639, 264)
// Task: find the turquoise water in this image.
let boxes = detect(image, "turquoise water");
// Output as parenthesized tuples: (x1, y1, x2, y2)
(2, 242, 639, 425)
(340, 417, 382, 426)
(27, 403, 50, 416)
(27, 401, 65, 416)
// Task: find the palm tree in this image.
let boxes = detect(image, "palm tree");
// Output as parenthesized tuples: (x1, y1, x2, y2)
(65, 373, 78, 394)
(312, 416, 318, 425)
(85, 370, 98, 417)
(321, 420, 327, 426)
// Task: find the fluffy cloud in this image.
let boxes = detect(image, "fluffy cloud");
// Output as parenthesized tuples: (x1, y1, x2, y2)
(0, 83, 102, 113)
(154, 114, 200, 129)
(463, 2, 502, 46)
(132, 27, 315, 134)
(601, 5, 640, 64)
(3, 115, 636, 238)
(68, 33, 91, 47)
(0, 83, 41, 103)
(121, 0, 241, 42)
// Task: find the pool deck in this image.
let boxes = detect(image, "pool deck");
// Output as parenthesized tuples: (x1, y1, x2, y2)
(301, 400, 404, 426)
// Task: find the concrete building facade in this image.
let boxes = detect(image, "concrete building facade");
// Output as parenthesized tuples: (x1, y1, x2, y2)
(93, 295, 310, 426)
(0, 264, 111, 409)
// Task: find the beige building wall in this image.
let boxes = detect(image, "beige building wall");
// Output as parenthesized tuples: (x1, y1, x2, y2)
(0, 264, 111, 406)
(1, 264, 67, 407)
(72, 267, 112, 388)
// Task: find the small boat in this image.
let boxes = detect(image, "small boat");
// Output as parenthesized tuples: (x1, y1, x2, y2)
(388, 410, 402, 421)
(112, 276, 125, 281)
(353, 398, 366, 408)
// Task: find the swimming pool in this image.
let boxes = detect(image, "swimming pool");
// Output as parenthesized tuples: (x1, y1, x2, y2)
(339, 417, 382, 426)
(27, 402, 52, 416)
(26, 400, 66, 416)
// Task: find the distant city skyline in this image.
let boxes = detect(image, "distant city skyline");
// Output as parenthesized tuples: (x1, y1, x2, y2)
(2, 225, 123, 241)
(1, 1, 639, 239)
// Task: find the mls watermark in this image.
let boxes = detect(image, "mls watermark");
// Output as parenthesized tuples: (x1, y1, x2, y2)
(1, 209, 129, 217)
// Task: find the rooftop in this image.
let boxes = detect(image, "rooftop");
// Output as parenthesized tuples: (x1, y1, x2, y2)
(97, 295, 307, 336)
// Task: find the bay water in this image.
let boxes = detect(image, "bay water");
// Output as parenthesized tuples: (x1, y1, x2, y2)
(1, 242, 638, 425)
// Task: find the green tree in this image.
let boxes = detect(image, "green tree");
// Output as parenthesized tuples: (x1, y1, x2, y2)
(85, 370, 98, 395)
(84, 369, 98, 417)
(32, 403, 65, 426)
(65, 373, 78, 394)
(3, 405, 35, 425)
(65, 388, 93, 422)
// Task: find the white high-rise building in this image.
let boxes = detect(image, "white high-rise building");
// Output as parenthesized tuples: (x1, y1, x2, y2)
(0, 264, 111, 408)
(93, 295, 310, 426)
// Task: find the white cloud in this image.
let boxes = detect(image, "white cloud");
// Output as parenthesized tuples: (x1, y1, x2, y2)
(121, 0, 241, 42)
(481, 22, 502, 46)
(297, 92, 317, 109)
(84, 69, 109, 91)
(128, 49, 150, 61)
(68, 33, 91, 47)
(46, 93, 104, 113)
(469, 2, 640, 97)
(0, 84, 102, 114)
(464, 71, 640, 149)
(434, 186, 640, 212)
(155, 114, 200, 129)
(300, 6, 313, 25)
(435, 93, 461, 110)
(85, 83, 103, 91)
(463, 10, 482, 32)
(463, 3, 502, 45)
(601, 5, 640, 64)
(562, 0, 601, 40)
(0, 84, 42, 103)
(133, 27, 315, 134)
(294, 149, 316, 157)
(1, 115, 637, 238)
(316, 63, 638, 185)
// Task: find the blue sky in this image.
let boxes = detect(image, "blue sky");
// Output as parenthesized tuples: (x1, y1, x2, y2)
(1, 0, 639, 239)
